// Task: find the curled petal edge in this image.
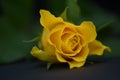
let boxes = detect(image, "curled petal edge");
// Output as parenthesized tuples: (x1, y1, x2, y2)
(31, 46, 58, 63)
(88, 40, 111, 56)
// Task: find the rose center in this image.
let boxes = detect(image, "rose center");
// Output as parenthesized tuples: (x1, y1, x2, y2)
(68, 35, 79, 51)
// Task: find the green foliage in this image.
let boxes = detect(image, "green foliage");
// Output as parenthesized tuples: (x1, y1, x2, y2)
(47, 63, 53, 70)
(66, 0, 80, 24)
(97, 20, 114, 32)
(45, 0, 66, 16)
(0, 0, 33, 63)
(1, 0, 32, 28)
(23, 36, 40, 43)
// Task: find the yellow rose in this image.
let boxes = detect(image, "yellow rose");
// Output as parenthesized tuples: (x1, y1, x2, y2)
(31, 10, 111, 69)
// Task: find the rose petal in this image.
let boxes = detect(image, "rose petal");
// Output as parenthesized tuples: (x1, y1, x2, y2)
(72, 45, 89, 62)
(63, 27, 75, 34)
(62, 33, 76, 53)
(49, 23, 65, 51)
(76, 21, 97, 43)
(61, 42, 73, 53)
(31, 46, 58, 62)
(40, 10, 63, 30)
(41, 29, 55, 55)
(61, 43, 82, 57)
(68, 61, 85, 69)
(56, 52, 67, 62)
(61, 34, 82, 56)
(88, 40, 111, 55)
(63, 22, 77, 33)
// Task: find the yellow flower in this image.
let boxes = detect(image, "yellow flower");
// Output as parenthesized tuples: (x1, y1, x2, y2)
(31, 10, 111, 69)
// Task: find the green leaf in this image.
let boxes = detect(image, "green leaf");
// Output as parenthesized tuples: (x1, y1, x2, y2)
(0, 31, 31, 63)
(0, 0, 33, 64)
(86, 61, 94, 65)
(47, 63, 53, 70)
(23, 36, 40, 43)
(66, 0, 80, 24)
(45, 0, 66, 16)
(97, 20, 114, 32)
(1, 0, 32, 28)
(60, 8, 67, 21)
(102, 38, 120, 57)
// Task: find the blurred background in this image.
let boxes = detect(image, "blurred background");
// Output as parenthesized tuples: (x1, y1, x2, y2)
(0, 0, 120, 64)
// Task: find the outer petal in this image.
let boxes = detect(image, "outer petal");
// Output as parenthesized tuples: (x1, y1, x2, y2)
(49, 23, 65, 51)
(40, 10, 63, 30)
(56, 52, 67, 62)
(88, 40, 111, 55)
(72, 45, 89, 62)
(68, 61, 85, 69)
(31, 46, 58, 63)
(41, 29, 55, 55)
(76, 21, 97, 43)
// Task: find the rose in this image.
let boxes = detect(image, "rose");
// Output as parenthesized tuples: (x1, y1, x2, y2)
(31, 10, 111, 69)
